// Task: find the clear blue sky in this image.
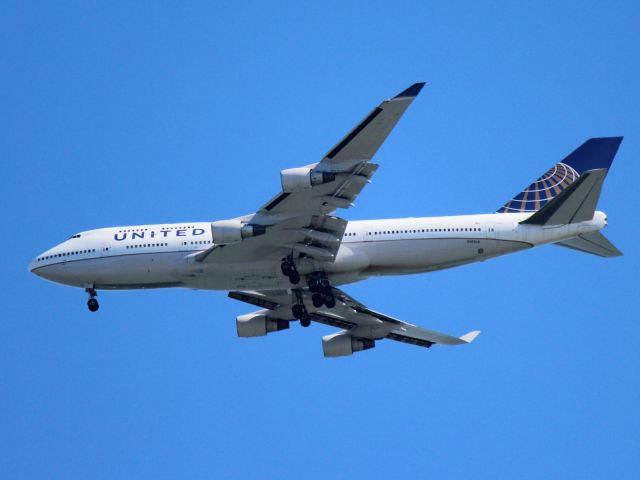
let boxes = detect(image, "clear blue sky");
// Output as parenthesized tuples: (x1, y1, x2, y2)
(2, 1, 639, 478)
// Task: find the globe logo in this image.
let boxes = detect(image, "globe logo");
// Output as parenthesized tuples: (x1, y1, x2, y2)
(498, 162, 579, 213)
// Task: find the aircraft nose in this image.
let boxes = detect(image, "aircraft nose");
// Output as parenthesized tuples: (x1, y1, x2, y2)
(29, 247, 59, 279)
(29, 255, 70, 284)
(28, 253, 48, 277)
(28, 257, 38, 273)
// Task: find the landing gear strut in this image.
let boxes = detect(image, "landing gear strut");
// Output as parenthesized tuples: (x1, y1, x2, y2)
(291, 290, 311, 327)
(85, 286, 99, 312)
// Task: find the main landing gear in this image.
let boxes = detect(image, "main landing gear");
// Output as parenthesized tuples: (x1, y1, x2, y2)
(282, 257, 336, 326)
(291, 290, 311, 327)
(289, 273, 337, 328)
(292, 304, 311, 327)
(280, 258, 336, 308)
(280, 256, 300, 285)
(85, 286, 99, 312)
(308, 273, 335, 309)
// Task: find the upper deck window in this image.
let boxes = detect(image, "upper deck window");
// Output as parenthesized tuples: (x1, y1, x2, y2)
(69, 234, 81, 239)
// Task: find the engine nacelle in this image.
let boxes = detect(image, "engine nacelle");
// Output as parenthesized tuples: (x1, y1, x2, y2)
(211, 220, 266, 245)
(236, 311, 290, 338)
(322, 332, 375, 357)
(280, 167, 336, 192)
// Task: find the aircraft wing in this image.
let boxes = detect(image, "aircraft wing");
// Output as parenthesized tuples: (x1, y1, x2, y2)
(229, 286, 480, 352)
(197, 83, 424, 264)
(258, 82, 425, 217)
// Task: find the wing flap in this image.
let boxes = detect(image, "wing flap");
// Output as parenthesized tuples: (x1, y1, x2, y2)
(389, 324, 481, 348)
(387, 332, 435, 348)
(198, 214, 347, 264)
(228, 291, 282, 310)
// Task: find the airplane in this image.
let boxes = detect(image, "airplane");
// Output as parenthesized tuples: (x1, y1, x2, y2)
(29, 83, 623, 357)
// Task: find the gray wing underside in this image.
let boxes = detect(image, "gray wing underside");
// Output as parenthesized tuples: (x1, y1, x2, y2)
(198, 83, 425, 264)
(258, 83, 425, 217)
(195, 215, 347, 263)
(229, 287, 480, 349)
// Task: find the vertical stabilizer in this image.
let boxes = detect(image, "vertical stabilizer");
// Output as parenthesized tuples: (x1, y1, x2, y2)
(497, 137, 622, 213)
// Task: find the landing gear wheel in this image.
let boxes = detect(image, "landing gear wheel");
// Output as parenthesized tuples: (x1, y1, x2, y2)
(87, 298, 99, 312)
(324, 294, 336, 309)
(85, 286, 99, 312)
(320, 278, 331, 289)
(292, 304, 310, 326)
(288, 271, 300, 285)
(292, 304, 305, 319)
(312, 293, 324, 308)
(281, 261, 293, 276)
(282, 257, 300, 284)
(308, 277, 320, 291)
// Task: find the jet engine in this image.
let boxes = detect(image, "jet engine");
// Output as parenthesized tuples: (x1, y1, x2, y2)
(236, 310, 290, 338)
(211, 220, 266, 245)
(280, 167, 336, 192)
(322, 331, 375, 357)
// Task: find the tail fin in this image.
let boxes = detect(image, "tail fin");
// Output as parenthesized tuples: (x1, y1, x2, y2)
(497, 137, 623, 214)
(521, 169, 606, 225)
(555, 231, 623, 257)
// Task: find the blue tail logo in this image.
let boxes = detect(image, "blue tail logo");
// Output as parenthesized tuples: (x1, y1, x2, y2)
(497, 137, 622, 214)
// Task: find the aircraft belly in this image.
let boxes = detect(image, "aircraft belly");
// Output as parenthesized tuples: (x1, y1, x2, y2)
(46, 252, 188, 289)
(180, 261, 285, 290)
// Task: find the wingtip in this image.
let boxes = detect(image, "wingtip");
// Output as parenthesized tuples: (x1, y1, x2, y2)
(460, 330, 481, 343)
(393, 82, 426, 99)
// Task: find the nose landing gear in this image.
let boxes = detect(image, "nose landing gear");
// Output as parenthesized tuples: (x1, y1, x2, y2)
(88, 298, 99, 312)
(85, 286, 99, 312)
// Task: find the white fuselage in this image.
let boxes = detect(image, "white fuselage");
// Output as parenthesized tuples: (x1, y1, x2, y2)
(29, 212, 607, 291)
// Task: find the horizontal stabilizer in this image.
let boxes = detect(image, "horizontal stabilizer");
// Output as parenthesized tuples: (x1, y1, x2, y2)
(521, 169, 606, 226)
(555, 231, 622, 257)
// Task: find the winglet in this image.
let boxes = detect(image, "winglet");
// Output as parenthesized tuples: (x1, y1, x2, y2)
(459, 330, 481, 343)
(393, 82, 426, 99)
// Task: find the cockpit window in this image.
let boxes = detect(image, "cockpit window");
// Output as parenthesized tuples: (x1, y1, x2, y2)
(69, 234, 81, 239)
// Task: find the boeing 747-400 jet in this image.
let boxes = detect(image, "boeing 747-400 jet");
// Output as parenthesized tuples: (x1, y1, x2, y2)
(29, 83, 623, 357)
